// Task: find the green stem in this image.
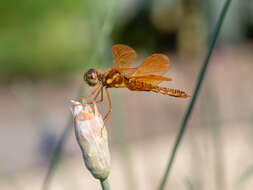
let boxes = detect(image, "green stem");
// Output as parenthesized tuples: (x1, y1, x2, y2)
(100, 179, 110, 190)
(158, 0, 232, 190)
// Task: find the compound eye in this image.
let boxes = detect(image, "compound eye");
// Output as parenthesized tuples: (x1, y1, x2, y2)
(88, 79, 98, 86)
(84, 69, 99, 86)
(91, 72, 97, 79)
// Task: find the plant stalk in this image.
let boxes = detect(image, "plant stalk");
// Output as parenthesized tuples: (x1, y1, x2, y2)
(158, 0, 232, 189)
(100, 179, 110, 190)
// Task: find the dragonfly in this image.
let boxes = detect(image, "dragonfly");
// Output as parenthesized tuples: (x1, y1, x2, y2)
(76, 44, 189, 131)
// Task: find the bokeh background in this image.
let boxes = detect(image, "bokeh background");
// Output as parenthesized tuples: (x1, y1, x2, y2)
(1, 0, 253, 189)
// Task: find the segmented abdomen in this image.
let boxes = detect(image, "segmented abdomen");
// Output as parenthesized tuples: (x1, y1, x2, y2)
(127, 79, 189, 98)
(127, 78, 153, 91)
(152, 86, 189, 98)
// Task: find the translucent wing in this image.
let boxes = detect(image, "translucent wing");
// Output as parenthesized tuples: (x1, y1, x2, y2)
(112, 44, 137, 68)
(129, 54, 170, 77)
(128, 54, 170, 85)
(131, 75, 172, 86)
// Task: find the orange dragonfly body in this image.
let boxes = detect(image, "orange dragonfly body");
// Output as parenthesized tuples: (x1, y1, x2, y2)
(77, 44, 189, 129)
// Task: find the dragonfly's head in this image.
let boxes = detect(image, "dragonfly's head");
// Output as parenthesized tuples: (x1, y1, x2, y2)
(84, 68, 99, 86)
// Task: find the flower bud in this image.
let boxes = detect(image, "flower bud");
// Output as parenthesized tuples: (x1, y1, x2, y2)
(71, 100, 111, 180)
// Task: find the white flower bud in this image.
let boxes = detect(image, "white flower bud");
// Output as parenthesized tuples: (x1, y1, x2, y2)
(71, 100, 111, 180)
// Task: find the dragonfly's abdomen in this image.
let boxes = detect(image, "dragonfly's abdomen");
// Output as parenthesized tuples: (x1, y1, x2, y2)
(127, 79, 188, 98)
(152, 86, 189, 98)
(127, 78, 153, 91)
(126, 78, 189, 98)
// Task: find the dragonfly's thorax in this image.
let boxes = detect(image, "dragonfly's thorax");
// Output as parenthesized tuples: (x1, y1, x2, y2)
(103, 69, 127, 88)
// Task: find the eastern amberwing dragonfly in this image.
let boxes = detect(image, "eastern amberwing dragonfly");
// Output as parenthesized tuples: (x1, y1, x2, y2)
(76, 44, 189, 130)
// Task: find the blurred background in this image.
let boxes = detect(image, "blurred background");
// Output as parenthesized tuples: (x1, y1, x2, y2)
(1, 0, 253, 189)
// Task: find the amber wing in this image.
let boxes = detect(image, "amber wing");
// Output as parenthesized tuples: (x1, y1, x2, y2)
(128, 54, 171, 85)
(112, 44, 137, 68)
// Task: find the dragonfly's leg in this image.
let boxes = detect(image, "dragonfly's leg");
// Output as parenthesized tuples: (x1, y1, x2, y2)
(86, 87, 103, 104)
(76, 86, 100, 102)
(101, 87, 112, 137)
(96, 87, 104, 103)
(75, 87, 102, 121)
